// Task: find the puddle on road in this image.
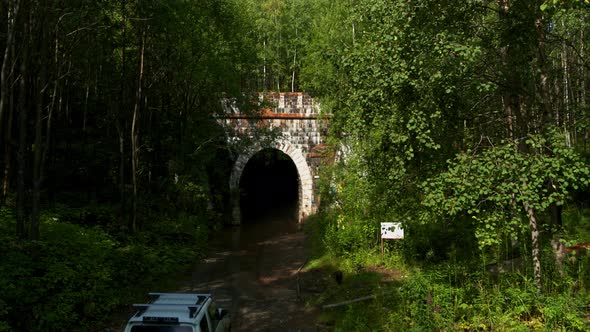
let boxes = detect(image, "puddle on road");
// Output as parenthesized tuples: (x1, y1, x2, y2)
(211, 206, 301, 252)
(183, 206, 314, 331)
(186, 146, 314, 330)
(187, 204, 303, 292)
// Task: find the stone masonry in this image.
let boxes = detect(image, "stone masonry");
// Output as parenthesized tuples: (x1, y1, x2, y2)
(220, 92, 329, 224)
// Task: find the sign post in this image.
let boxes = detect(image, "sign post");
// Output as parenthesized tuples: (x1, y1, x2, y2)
(380, 222, 404, 258)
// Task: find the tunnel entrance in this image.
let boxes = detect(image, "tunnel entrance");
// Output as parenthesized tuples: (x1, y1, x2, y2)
(239, 148, 299, 223)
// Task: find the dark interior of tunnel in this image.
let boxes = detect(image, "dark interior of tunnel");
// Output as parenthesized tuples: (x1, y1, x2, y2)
(239, 149, 299, 223)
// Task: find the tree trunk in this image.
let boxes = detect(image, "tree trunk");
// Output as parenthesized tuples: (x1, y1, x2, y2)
(291, 47, 296, 92)
(16, 13, 28, 239)
(2, 33, 17, 207)
(1, 1, 21, 207)
(0, 0, 21, 138)
(31, 43, 47, 242)
(523, 201, 542, 292)
(498, 0, 515, 139)
(291, 25, 297, 92)
(276, 13, 281, 92)
(263, 35, 267, 90)
(42, 18, 62, 203)
(83, 86, 89, 131)
(31, 99, 42, 240)
(534, 11, 552, 134)
(119, 0, 127, 220)
(118, 125, 125, 213)
(574, 29, 588, 152)
(130, 30, 145, 233)
(550, 202, 565, 275)
(2, 133, 11, 206)
(561, 20, 570, 127)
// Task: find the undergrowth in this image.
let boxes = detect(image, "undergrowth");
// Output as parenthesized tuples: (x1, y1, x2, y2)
(304, 209, 590, 331)
(0, 204, 210, 332)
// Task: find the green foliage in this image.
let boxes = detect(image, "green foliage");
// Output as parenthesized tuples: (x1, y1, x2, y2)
(337, 304, 375, 332)
(174, 178, 210, 215)
(300, 0, 354, 97)
(317, 159, 388, 263)
(306, 202, 590, 331)
(302, 1, 493, 259)
(0, 220, 118, 330)
(541, 292, 588, 330)
(243, 0, 319, 91)
(423, 134, 590, 251)
(299, 0, 590, 330)
(541, 0, 590, 12)
(0, 204, 208, 331)
(317, 262, 590, 331)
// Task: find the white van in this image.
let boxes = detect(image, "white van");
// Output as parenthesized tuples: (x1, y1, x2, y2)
(123, 293, 231, 332)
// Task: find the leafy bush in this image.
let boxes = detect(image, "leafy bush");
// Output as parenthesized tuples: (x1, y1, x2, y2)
(308, 209, 590, 331)
(0, 205, 209, 332)
(337, 304, 375, 332)
(541, 292, 587, 331)
(0, 221, 118, 331)
(327, 266, 590, 331)
(325, 216, 371, 256)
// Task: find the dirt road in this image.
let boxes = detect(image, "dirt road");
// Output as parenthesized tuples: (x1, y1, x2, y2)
(176, 217, 318, 331)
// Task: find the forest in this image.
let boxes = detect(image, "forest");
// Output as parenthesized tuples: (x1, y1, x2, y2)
(1, 0, 590, 331)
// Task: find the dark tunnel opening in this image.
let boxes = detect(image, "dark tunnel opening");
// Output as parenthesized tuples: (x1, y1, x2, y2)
(239, 149, 299, 223)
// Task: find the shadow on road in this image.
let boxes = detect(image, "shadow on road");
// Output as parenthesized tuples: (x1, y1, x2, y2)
(179, 212, 317, 332)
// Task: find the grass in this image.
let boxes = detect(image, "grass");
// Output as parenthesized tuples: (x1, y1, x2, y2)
(302, 208, 590, 331)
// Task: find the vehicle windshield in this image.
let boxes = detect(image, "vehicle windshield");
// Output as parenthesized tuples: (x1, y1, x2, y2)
(130, 326, 193, 332)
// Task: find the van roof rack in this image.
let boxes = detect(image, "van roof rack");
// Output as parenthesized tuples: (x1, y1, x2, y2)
(133, 304, 202, 318)
(128, 293, 213, 324)
(148, 292, 210, 305)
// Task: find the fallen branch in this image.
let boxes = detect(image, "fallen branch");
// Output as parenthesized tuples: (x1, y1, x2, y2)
(322, 294, 377, 309)
(322, 289, 398, 309)
(295, 258, 308, 300)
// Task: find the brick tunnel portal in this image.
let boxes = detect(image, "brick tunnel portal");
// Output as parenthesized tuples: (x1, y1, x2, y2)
(239, 148, 299, 223)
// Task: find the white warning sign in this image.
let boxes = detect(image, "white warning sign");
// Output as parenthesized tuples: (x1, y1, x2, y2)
(380, 222, 404, 240)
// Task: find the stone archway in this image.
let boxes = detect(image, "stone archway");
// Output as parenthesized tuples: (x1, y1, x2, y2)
(230, 141, 313, 224)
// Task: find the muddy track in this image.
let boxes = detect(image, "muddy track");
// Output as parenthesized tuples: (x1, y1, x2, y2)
(176, 218, 318, 332)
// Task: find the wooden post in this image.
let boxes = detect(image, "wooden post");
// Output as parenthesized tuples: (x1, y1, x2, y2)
(381, 222, 404, 261)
